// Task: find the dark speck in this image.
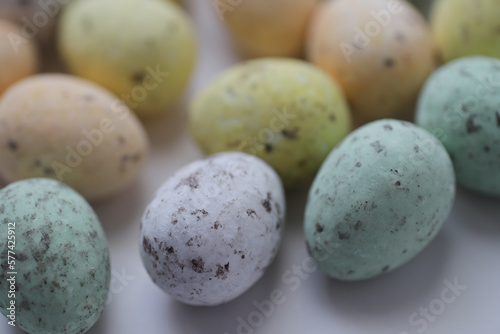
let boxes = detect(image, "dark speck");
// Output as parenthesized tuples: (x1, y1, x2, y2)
(395, 181, 401, 186)
(382, 265, 390, 272)
(383, 58, 395, 68)
(329, 114, 336, 122)
(261, 192, 272, 213)
(370, 141, 385, 153)
(338, 232, 350, 240)
(414, 145, 419, 153)
(132, 72, 146, 84)
(191, 258, 205, 273)
(281, 128, 299, 140)
(484, 146, 491, 152)
(466, 116, 482, 133)
(354, 221, 363, 231)
(6, 140, 17, 151)
(383, 124, 393, 131)
(355, 162, 362, 167)
(246, 209, 256, 218)
(43, 167, 54, 175)
(316, 223, 324, 233)
(496, 112, 500, 127)
(264, 144, 273, 153)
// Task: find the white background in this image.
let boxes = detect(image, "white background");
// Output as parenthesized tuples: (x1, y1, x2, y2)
(2, 0, 500, 333)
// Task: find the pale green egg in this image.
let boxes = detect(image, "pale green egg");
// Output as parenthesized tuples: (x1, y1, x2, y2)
(189, 58, 352, 188)
(304, 120, 455, 281)
(416, 56, 500, 196)
(0, 178, 110, 334)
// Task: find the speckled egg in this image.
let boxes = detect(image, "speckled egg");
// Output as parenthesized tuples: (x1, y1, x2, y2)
(222, 0, 318, 57)
(0, 178, 110, 334)
(58, 0, 196, 117)
(0, 74, 149, 201)
(189, 58, 352, 188)
(416, 56, 500, 196)
(304, 119, 455, 281)
(140, 152, 285, 305)
(0, 0, 71, 45)
(0, 19, 38, 95)
(431, 0, 500, 62)
(307, 0, 436, 124)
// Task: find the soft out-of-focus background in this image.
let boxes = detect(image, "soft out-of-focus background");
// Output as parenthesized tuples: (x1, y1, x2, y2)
(2, 0, 500, 333)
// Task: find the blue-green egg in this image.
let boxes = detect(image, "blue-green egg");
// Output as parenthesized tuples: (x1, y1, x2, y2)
(304, 119, 455, 281)
(416, 56, 500, 196)
(0, 178, 110, 334)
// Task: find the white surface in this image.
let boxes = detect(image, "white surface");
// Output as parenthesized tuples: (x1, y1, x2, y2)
(3, 1, 500, 333)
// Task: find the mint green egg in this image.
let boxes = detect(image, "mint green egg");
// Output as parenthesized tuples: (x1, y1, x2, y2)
(416, 56, 500, 196)
(304, 120, 455, 281)
(0, 178, 110, 334)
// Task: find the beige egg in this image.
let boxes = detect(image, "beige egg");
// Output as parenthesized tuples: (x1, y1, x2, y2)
(220, 0, 318, 57)
(307, 0, 436, 124)
(0, 19, 38, 96)
(0, 74, 149, 201)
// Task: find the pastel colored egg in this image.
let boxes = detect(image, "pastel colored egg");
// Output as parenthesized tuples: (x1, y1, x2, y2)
(307, 0, 436, 124)
(304, 119, 455, 280)
(0, 19, 38, 96)
(0, 74, 149, 201)
(58, 0, 196, 116)
(221, 0, 318, 57)
(416, 56, 500, 196)
(189, 58, 351, 188)
(140, 152, 285, 305)
(431, 0, 500, 62)
(0, 178, 110, 334)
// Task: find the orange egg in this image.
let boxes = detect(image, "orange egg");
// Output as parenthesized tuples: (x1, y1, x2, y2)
(307, 0, 436, 125)
(0, 19, 38, 96)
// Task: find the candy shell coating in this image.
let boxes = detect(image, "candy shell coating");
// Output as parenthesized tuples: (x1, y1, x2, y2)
(416, 56, 500, 196)
(0, 19, 38, 95)
(0, 178, 110, 334)
(307, 0, 436, 124)
(58, 0, 196, 116)
(0, 74, 149, 201)
(223, 0, 318, 57)
(189, 58, 351, 188)
(140, 152, 285, 305)
(304, 119, 455, 281)
(431, 0, 500, 62)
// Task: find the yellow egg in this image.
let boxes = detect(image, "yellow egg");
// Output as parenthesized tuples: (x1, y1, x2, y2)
(220, 0, 318, 57)
(189, 58, 351, 188)
(307, 0, 436, 125)
(0, 74, 149, 201)
(58, 0, 196, 117)
(0, 19, 38, 96)
(431, 0, 500, 62)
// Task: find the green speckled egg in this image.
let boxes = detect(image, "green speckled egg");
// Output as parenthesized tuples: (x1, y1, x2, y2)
(189, 58, 352, 188)
(0, 178, 110, 334)
(304, 119, 455, 281)
(431, 0, 500, 62)
(416, 56, 500, 196)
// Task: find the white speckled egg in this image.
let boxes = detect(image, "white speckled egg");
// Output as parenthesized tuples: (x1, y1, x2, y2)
(140, 152, 285, 306)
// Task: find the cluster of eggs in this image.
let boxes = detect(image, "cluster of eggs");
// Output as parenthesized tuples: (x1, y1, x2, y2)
(0, 0, 499, 333)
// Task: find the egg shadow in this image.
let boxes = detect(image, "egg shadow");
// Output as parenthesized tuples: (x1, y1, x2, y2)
(6, 325, 25, 334)
(140, 98, 190, 152)
(91, 176, 147, 236)
(314, 228, 451, 316)
(284, 187, 310, 229)
(169, 249, 285, 334)
(453, 187, 500, 237)
(86, 308, 110, 334)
